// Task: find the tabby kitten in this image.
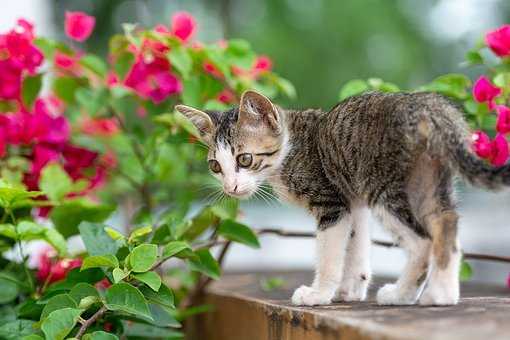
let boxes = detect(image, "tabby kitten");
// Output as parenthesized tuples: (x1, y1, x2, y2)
(176, 90, 509, 306)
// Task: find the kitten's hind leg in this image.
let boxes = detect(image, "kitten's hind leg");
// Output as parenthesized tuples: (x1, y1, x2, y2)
(419, 211, 460, 306)
(373, 204, 431, 305)
(292, 209, 352, 306)
(334, 206, 372, 302)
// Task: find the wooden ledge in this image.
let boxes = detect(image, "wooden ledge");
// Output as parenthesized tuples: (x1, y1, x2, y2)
(186, 271, 510, 340)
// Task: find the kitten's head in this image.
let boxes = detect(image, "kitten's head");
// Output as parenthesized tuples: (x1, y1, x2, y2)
(176, 90, 286, 199)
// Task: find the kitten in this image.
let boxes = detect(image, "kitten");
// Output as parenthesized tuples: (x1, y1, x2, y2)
(176, 90, 509, 306)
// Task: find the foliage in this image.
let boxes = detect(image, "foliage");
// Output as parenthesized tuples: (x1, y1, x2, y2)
(0, 10, 292, 339)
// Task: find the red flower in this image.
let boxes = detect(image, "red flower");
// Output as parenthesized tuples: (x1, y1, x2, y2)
(106, 72, 119, 86)
(65, 11, 95, 42)
(36, 247, 82, 284)
(472, 131, 509, 166)
(496, 105, 510, 134)
(217, 89, 235, 104)
(486, 25, 510, 58)
(252, 55, 272, 75)
(203, 61, 222, 78)
(81, 117, 119, 136)
(171, 11, 196, 42)
(472, 76, 501, 110)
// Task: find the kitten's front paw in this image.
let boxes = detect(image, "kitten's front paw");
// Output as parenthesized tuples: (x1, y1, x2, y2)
(419, 284, 459, 306)
(334, 278, 369, 302)
(376, 284, 416, 305)
(291, 285, 333, 306)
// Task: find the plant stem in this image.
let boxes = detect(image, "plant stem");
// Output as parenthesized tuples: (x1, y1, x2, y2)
(9, 210, 34, 292)
(76, 306, 107, 339)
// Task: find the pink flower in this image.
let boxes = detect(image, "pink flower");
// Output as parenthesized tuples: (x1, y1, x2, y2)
(507, 273, 510, 289)
(65, 11, 95, 42)
(492, 133, 510, 166)
(0, 59, 22, 100)
(496, 105, 510, 134)
(252, 55, 272, 75)
(217, 89, 235, 104)
(124, 57, 182, 103)
(473, 131, 509, 166)
(473, 76, 501, 110)
(106, 72, 119, 86)
(486, 25, 510, 57)
(81, 117, 119, 136)
(0, 19, 43, 74)
(203, 61, 222, 78)
(54, 51, 81, 74)
(171, 11, 196, 42)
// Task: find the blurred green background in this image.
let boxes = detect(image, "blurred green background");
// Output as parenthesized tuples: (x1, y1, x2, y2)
(53, 0, 510, 108)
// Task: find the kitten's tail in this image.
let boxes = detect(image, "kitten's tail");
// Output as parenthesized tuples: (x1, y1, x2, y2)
(434, 103, 510, 190)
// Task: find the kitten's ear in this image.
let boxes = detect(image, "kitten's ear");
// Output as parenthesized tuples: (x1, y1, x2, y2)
(175, 105, 215, 142)
(239, 90, 281, 133)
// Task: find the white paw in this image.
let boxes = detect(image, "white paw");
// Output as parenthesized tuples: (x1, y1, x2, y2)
(334, 277, 369, 302)
(419, 284, 459, 306)
(376, 284, 416, 305)
(291, 285, 333, 306)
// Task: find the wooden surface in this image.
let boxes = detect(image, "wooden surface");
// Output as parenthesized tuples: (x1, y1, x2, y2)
(187, 271, 510, 340)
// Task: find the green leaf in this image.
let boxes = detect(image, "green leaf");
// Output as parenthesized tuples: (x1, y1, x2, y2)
(224, 39, 255, 69)
(162, 241, 191, 258)
(41, 308, 83, 340)
(0, 320, 36, 340)
(52, 76, 84, 105)
(81, 254, 119, 271)
(21, 74, 42, 109)
(167, 46, 192, 79)
(339, 79, 369, 100)
(260, 276, 286, 292)
(274, 76, 297, 99)
(113, 267, 129, 283)
(189, 249, 221, 280)
(113, 53, 134, 80)
(130, 244, 158, 272)
(180, 207, 217, 241)
(79, 222, 120, 256)
(40, 294, 77, 320)
(124, 322, 183, 338)
(83, 331, 119, 340)
(69, 283, 99, 303)
(0, 181, 42, 209)
(139, 283, 174, 308)
(133, 272, 161, 291)
(459, 260, 473, 282)
(39, 163, 72, 202)
(128, 226, 153, 244)
(44, 228, 67, 256)
(218, 219, 260, 248)
(80, 54, 108, 77)
(465, 50, 484, 65)
(181, 76, 202, 107)
(21, 335, 44, 340)
(75, 87, 110, 116)
(51, 200, 115, 238)
(210, 198, 239, 220)
(420, 73, 472, 100)
(145, 303, 181, 327)
(0, 275, 19, 304)
(105, 227, 125, 241)
(105, 282, 152, 320)
(78, 295, 101, 309)
(0, 224, 16, 239)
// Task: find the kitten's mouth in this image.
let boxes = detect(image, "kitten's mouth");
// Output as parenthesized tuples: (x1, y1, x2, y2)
(225, 189, 253, 200)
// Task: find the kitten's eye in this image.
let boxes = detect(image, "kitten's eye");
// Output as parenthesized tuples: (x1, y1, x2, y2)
(208, 160, 221, 173)
(237, 153, 253, 168)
